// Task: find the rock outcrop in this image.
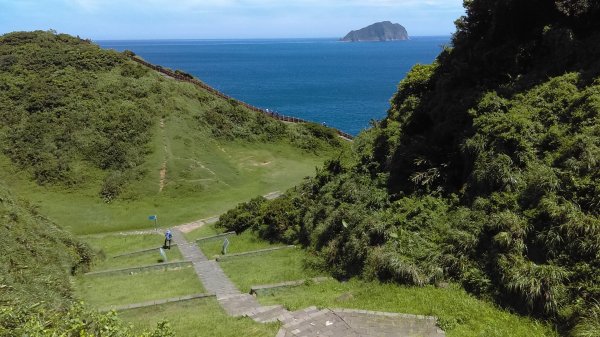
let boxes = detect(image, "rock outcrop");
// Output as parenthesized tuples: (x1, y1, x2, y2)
(341, 21, 409, 42)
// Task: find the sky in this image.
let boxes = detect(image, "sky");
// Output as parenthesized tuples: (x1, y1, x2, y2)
(0, 0, 465, 40)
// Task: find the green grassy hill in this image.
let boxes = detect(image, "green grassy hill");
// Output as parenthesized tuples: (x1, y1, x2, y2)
(0, 30, 345, 234)
(217, 1, 600, 336)
(0, 182, 167, 336)
(0, 183, 90, 309)
(0, 30, 345, 335)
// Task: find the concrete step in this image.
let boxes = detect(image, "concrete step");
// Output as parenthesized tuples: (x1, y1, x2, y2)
(248, 305, 289, 323)
(279, 306, 319, 325)
(282, 309, 359, 337)
(282, 308, 330, 329)
(171, 230, 208, 262)
(218, 293, 258, 304)
(222, 303, 259, 317)
(218, 294, 261, 317)
(275, 328, 288, 337)
(194, 261, 240, 295)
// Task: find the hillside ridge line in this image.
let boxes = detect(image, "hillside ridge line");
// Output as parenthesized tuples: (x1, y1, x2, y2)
(127, 54, 354, 141)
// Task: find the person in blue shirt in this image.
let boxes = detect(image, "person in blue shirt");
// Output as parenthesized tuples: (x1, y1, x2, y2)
(164, 229, 172, 249)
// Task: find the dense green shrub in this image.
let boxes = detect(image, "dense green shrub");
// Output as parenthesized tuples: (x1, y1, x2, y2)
(217, 196, 266, 233)
(220, 1, 600, 335)
(0, 31, 153, 193)
(255, 195, 303, 243)
(0, 303, 173, 337)
(302, 122, 339, 143)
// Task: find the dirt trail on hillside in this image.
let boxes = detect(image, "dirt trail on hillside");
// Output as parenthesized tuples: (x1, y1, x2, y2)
(175, 216, 220, 233)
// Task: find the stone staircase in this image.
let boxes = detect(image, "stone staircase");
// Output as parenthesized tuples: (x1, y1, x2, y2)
(170, 228, 445, 337)
(244, 304, 287, 323)
(218, 293, 262, 316)
(171, 230, 207, 262)
(194, 260, 240, 295)
(276, 308, 358, 337)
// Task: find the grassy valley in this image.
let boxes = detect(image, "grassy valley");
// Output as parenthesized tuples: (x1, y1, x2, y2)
(0, 138, 331, 234)
(0, 31, 344, 235)
(2, 1, 600, 336)
(0, 30, 344, 336)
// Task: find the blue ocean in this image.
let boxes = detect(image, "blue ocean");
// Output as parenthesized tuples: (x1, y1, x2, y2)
(98, 37, 449, 135)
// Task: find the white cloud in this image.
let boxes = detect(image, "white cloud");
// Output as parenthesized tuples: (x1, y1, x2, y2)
(31, 0, 463, 38)
(66, 0, 462, 13)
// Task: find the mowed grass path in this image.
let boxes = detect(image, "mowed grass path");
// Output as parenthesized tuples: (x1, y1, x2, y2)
(75, 267, 203, 307)
(120, 298, 278, 337)
(197, 230, 282, 258)
(257, 279, 559, 337)
(219, 248, 323, 293)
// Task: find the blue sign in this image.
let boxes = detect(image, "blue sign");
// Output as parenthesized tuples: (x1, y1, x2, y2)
(148, 215, 157, 220)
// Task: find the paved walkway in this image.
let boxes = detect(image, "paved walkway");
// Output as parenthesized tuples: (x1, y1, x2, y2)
(170, 229, 445, 337)
(171, 230, 208, 262)
(173, 229, 241, 296)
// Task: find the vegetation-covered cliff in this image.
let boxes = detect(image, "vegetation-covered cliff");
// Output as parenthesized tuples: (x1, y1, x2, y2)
(218, 1, 600, 335)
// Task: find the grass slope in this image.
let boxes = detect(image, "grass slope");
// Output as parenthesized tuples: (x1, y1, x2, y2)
(0, 182, 170, 336)
(0, 183, 91, 309)
(74, 267, 204, 307)
(198, 230, 282, 257)
(0, 30, 344, 336)
(0, 139, 331, 235)
(79, 233, 183, 270)
(0, 31, 345, 235)
(258, 279, 558, 337)
(77, 218, 558, 336)
(220, 248, 322, 292)
(120, 298, 279, 337)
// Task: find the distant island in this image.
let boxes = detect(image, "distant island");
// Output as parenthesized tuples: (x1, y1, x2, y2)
(341, 21, 409, 42)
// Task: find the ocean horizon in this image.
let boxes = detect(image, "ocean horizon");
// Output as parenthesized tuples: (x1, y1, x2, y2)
(98, 36, 450, 135)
